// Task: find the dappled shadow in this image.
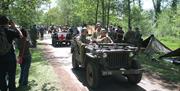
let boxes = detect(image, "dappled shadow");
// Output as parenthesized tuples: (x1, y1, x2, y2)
(144, 73, 179, 91)
(41, 82, 59, 91)
(52, 44, 71, 48)
(16, 80, 37, 91)
(16, 80, 59, 91)
(72, 68, 146, 91)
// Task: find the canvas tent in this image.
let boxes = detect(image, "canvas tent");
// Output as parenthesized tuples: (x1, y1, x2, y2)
(141, 35, 180, 64)
(142, 35, 171, 55)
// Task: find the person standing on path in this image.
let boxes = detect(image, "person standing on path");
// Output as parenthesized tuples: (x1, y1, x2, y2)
(16, 28, 32, 87)
(30, 25, 38, 48)
(0, 15, 23, 91)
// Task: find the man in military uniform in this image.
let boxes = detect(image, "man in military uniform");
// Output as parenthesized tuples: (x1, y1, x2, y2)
(29, 25, 38, 48)
(92, 22, 101, 40)
(124, 27, 142, 46)
(108, 25, 116, 42)
(124, 27, 135, 44)
(79, 27, 89, 44)
(96, 29, 113, 43)
(77, 27, 89, 65)
(134, 27, 143, 46)
(114, 26, 124, 43)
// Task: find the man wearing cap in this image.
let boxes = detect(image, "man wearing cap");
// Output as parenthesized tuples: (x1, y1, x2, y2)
(79, 27, 89, 44)
(96, 29, 113, 43)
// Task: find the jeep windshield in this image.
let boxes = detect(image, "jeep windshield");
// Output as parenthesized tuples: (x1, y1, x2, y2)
(87, 43, 137, 52)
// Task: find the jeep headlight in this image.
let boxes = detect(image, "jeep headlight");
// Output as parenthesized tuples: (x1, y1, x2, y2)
(102, 53, 107, 58)
(129, 52, 134, 57)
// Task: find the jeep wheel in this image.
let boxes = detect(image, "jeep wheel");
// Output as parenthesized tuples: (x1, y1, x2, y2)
(72, 52, 78, 69)
(127, 60, 142, 84)
(127, 74, 142, 84)
(86, 62, 100, 88)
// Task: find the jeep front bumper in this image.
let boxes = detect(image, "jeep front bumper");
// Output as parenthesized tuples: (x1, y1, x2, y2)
(102, 69, 143, 76)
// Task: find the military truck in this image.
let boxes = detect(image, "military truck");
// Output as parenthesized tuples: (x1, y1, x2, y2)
(71, 38, 143, 88)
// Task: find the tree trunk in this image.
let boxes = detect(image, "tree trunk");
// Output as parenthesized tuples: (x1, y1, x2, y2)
(152, 0, 162, 23)
(95, 0, 99, 24)
(101, 0, 106, 27)
(106, 0, 110, 28)
(133, 0, 135, 6)
(128, 0, 131, 31)
(138, 0, 142, 10)
(171, 0, 177, 13)
(156, 0, 161, 14)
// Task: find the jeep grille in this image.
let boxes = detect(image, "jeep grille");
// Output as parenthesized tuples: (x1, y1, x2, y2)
(106, 52, 129, 69)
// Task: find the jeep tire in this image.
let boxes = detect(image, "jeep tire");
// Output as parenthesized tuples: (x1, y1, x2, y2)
(86, 61, 100, 88)
(127, 60, 142, 84)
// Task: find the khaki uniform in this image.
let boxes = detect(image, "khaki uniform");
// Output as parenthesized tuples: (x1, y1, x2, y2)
(96, 36, 113, 43)
(76, 35, 88, 66)
(92, 31, 101, 40)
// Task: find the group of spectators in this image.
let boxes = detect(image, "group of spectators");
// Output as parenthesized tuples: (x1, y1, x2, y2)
(0, 15, 32, 91)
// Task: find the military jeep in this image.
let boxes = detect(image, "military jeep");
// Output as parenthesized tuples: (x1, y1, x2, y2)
(51, 31, 71, 47)
(71, 38, 143, 88)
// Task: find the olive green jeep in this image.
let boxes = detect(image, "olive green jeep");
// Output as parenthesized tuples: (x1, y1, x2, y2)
(71, 37, 143, 88)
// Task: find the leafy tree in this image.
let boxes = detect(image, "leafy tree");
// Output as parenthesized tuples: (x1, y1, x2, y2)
(38, 0, 179, 39)
(0, 0, 50, 28)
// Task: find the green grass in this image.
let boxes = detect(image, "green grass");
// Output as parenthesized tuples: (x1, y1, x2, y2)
(157, 37, 180, 50)
(16, 48, 62, 91)
(143, 36, 180, 50)
(135, 54, 180, 83)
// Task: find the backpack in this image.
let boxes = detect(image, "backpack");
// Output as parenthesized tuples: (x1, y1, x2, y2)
(0, 27, 12, 55)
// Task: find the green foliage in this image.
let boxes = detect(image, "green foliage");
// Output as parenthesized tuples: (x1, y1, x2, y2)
(56, 0, 97, 25)
(43, 7, 62, 25)
(1, 0, 179, 39)
(0, 0, 50, 28)
(155, 5, 180, 38)
(131, 6, 153, 36)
